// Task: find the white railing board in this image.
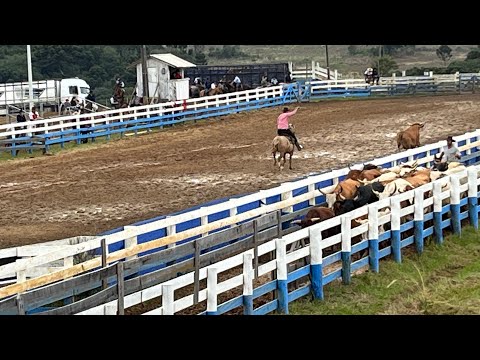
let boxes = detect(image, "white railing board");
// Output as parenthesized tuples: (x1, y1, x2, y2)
(0, 249, 18, 260)
(312, 216, 342, 232)
(15, 245, 75, 257)
(0, 241, 102, 278)
(351, 223, 368, 238)
(320, 234, 342, 250)
(378, 214, 392, 227)
(283, 228, 310, 246)
(174, 293, 196, 313)
(348, 206, 369, 220)
(143, 308, 162, 315)
(216, 274, 244, 295)
(424, 197, 434, 208)
(399, 205, 414, 218)
(286, 246, 310, 264)
(258, 260, 277, 278)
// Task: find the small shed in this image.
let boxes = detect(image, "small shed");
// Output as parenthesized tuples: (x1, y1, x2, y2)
(136, 53, 196, 103)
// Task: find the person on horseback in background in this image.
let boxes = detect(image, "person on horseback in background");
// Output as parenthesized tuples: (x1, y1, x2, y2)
(232, 75, 242, 91)
(277, 106, 303, 151)
(261, 73, 269, 87)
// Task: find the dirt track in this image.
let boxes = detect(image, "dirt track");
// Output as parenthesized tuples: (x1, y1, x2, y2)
(1, 93, 480, 249)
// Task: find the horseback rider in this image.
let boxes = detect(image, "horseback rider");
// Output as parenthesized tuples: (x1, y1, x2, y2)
(277, 106, 303, 151)
(232, 75, 242, 91)
(113, 77, 126, 107)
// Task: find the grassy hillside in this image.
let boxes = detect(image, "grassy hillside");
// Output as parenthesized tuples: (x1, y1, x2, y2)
(206, 45, 477, 77)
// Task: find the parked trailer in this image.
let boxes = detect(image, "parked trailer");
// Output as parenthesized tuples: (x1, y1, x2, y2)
(184, 63, 290, 88)
(0, 78, 91, 116)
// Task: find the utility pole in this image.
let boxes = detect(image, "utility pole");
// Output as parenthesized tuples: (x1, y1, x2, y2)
(141, 45, 149, 102)
(27, 45, 34, 111)
(325, 45, 330, 80)
(378, 45, 382, 76)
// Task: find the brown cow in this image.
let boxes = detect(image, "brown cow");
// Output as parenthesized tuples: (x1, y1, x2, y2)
(291, 207, 340, 251)
(291, 206, 336, 229)
(319, 178, 362, 207)
(396, 123, 425, 150)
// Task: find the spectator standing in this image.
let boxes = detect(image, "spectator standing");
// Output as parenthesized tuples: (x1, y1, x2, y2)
(440, 136, 461, 162)
(61, 98, 71, 115)
(16, 109, 27, 129)
(285, 72, 292, 83)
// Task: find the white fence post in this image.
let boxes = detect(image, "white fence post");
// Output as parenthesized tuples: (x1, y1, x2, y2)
(206, 267, 218, 315)
(309, 227, 323, 300)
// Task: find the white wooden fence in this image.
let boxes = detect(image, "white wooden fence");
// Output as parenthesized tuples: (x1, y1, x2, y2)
(290, 61, 342, 81)
(76, 164, 480, 315)
(0, 129, 479, 300)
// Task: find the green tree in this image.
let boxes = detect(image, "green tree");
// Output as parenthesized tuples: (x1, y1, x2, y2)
(466, 49, 480, 60)
(436, 45, 452, 66)
(373, 56, 398, 76)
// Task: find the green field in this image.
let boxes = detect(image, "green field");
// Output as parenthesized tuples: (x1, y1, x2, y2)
(290, 226, 480, 315)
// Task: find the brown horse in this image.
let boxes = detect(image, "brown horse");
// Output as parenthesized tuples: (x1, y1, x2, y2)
(112, 84, 127, 109)
(200, 87, 224, 97)
(272, 131, 295, 170)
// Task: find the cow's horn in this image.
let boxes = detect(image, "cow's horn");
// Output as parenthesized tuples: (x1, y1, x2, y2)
(339, 194, 346, 200)
(318, 188, 329, 195)
(389, 182, 398, 196)
(372, 189, 382, 197)
(310, 218, 321, 222)
(291, 220, 302, 224)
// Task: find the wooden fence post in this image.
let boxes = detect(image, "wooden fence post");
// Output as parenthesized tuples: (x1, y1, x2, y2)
(242, 253, 254, 315)
(193, 240, 200, 304)
(206, 267, 218, 315)
(276, 239, 288, 314)
(162, 283, 175, 315)
(390, 198, 402, 263)
(414, 189, 425, 254)
(253, 220, 259, 279)
(101, 238, 108, 290)
(432, 182, 444, 245)
(341, 215, 352, 285)
(16, 294, 25, 315)
(309, 227, 323, 300)
(450, 175, 461, 235)
(468, 167, 479, 230)
(368, 205, 380, 273)
(116, 262, 124, 315)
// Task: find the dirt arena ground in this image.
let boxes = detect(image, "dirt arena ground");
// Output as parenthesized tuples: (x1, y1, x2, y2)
(1, 93, 480, 249)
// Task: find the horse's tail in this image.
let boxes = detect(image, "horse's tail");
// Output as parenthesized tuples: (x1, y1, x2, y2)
(272, 137, 280, 154)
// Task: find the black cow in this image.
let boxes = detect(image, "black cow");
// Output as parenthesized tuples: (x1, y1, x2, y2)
(334, 182, 385, 216)
(353, 182, 385, 207)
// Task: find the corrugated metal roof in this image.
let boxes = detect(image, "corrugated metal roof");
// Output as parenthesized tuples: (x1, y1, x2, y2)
(150, 53, 197, 68)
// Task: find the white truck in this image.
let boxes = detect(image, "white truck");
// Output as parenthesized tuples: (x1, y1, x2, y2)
(0, 77, 91, 115)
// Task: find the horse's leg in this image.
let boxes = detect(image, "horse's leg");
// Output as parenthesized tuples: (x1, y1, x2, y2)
(273, 151, 277, 167)
(280, 154, 286, 170)
(289, 153, 293, 170)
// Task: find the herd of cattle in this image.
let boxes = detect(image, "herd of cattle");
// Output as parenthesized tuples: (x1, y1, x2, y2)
(290, 154, 467, 255)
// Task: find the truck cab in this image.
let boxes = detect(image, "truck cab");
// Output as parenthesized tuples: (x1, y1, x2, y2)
(60, 78, 90, 102)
